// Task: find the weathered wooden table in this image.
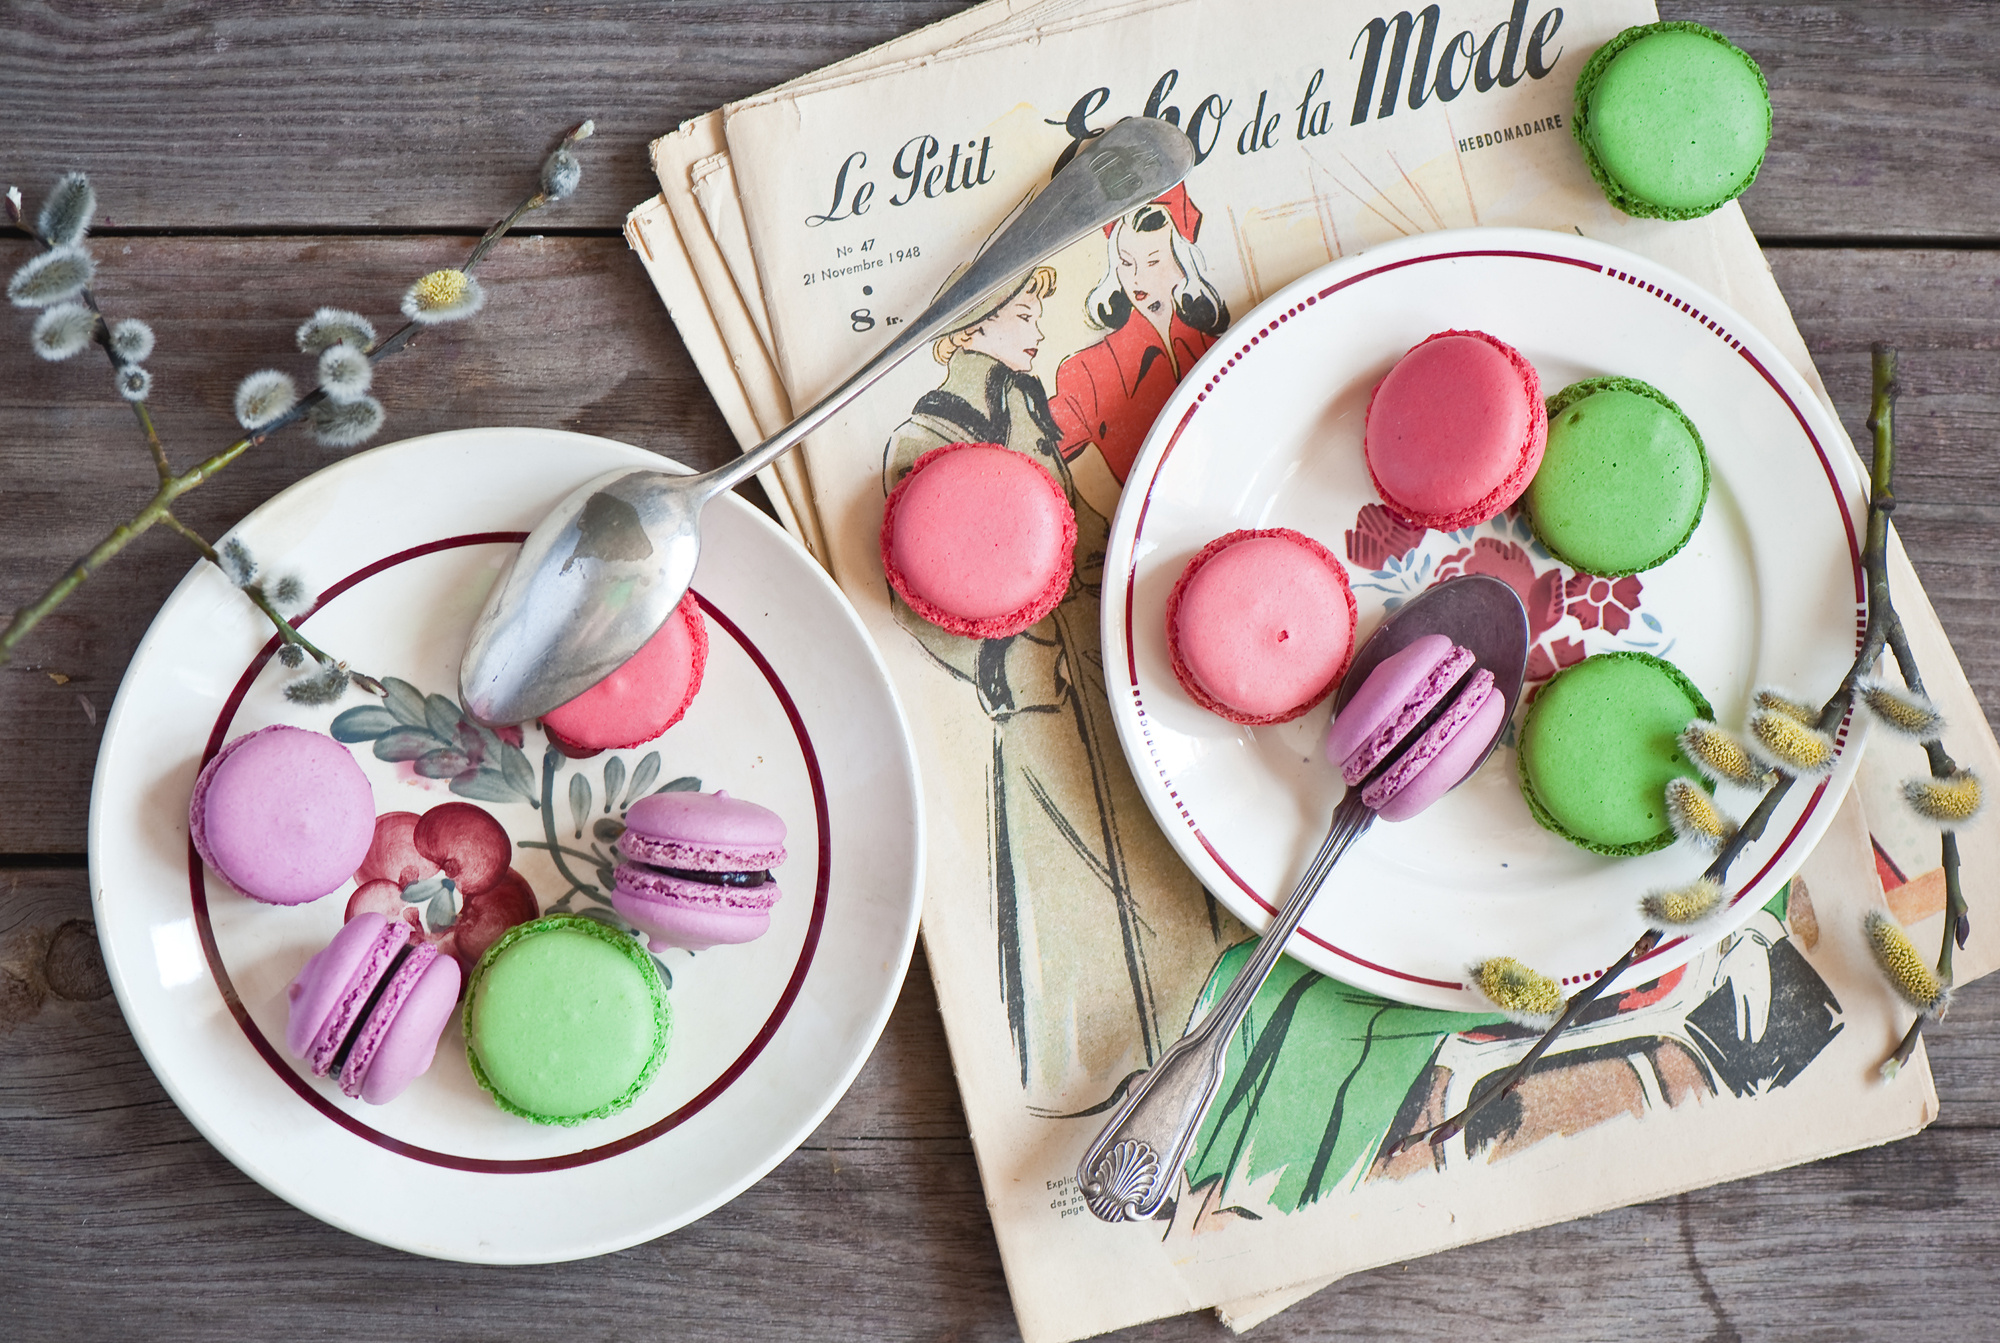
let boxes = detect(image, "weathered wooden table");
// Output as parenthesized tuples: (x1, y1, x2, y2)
(3, 4, 1995, 1338)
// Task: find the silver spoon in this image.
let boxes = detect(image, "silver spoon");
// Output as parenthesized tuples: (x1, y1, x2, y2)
(1076, 573, 1530, 1223)
(458, 117, 1197, 726)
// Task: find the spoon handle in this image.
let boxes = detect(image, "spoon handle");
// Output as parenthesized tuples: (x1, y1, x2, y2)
(703, 117, 1194, 497)
(1076, 793, 1376, 1222)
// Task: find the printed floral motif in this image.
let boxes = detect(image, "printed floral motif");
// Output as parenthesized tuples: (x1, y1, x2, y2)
(1526, 636, 1589, 685)
(1344, 503, 1427, 572)
(1340, 502, 1667, 689)
(330, 676, 539, 807)
(331, 676, 706, 983)
(1565, 572, 1646, 636)
(1433, 536, 1566, 643)
(345, 803, 539, 972)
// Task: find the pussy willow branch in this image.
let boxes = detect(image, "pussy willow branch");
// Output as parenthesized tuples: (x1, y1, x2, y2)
(1398, 344, 1923, 1155)
(1871, 344, 1966, 1077)
(0, 132, 583, 670)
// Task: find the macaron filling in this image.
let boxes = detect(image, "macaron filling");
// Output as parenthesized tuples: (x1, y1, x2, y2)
(339, 947, 460, 1105)
(1574, 22, 1771, 220)
(611, 790, 789, 950)
(286, 911, 462, 1105)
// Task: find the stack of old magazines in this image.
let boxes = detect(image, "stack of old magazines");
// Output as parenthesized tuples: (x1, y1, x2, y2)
(628, 1, 2000, 1337)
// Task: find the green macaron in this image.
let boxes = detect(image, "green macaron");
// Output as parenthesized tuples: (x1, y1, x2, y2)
(465, 914, 670, 1126)
(1518, 652, 1714, 856)
(1573, 22, 1771, 220)
(1527, 377, 1709, 578)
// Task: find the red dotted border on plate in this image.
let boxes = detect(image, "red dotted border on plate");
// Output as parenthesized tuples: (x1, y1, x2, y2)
(1122, 250, 1867, 994)
(187, 533, 833, 1173)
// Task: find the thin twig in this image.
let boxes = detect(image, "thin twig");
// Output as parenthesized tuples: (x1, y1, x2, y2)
(154, 511, 341, 667)
(1397, 344, 1920, 1154)
(0, 122, 588, 669)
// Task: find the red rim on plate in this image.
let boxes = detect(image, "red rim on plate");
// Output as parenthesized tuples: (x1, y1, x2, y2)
(1105, 231, 1867, 1006)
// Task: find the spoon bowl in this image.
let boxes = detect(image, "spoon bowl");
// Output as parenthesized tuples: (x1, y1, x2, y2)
(1076, 573, 1528, 1222)
(459, 117, 1197, 726)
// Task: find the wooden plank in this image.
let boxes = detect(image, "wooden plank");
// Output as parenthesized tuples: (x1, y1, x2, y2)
(6, 241, 1998, 854)
(0, 4, 1992, 240)
(0, 1, 971, 233)
(0, 235, 743, 854)
(1769, 247, 2000, 724)
(1683, 0, 2000, 241)
(6, 865, 2000, 1340)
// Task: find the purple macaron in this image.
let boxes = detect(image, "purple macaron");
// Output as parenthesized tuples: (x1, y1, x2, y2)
(286, 911, 462, 1104)
(1324, 633, 1507, 822)
(613, 790, 787, 952)
(190, 725, 376, 905)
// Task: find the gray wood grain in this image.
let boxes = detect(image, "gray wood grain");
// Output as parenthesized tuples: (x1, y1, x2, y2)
(4, 242, 1995, 854)
(5, 865, 1998, 1341)
(0, 3, 1992, 239)
(5, 4, 2000, 1340)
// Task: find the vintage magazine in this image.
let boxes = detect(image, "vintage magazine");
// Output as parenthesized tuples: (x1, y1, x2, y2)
(627, 1, 2000, 1336)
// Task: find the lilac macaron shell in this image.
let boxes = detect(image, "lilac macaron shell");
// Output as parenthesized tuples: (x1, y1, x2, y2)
(612, 865, 781, 952)
(191, 725, 376, 904)
(613, 887, 775, 953)
(339, 945, 462, 1105)
(619, 789, 787, 872)
(1337, 643, 1475, 785)
(1323, 634, 1455, 774)
(285, 912, 410, 1072)
(1364, 670, 1505, 821)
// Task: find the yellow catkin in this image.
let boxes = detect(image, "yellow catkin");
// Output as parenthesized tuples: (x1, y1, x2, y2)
(411, 268, 471, 309)
(1864, 910, 1948, 1015)
(1640, 879, 1725, 930)
(1857, 679, 1944, 740)
(1903, 770, 1983, 828)
(1754, 687, 1819, 723)
(1680, 721, 1773, 788)
(1665, 778, 1734, 849)
(1748, 708, 1836, 776)
(1472, 957, 1564, 1024)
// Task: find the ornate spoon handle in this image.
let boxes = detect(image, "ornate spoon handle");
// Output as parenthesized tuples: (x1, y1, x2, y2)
(1076, 792, 1376, 1222)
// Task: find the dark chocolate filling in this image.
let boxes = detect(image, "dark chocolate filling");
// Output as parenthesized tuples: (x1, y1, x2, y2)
(330, 943, 415, 1074)
(632, 861, 770, 888)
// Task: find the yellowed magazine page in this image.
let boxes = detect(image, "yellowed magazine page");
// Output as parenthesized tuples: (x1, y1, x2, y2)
(690, 153, 777, 356)
(702, 3, 1982, 1337)
(646, 117, 828, 563)
(622, 197, 808, 544)
(640, 0, 1088, 562)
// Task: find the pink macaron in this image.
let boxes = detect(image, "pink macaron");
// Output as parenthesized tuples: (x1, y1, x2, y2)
(881, 442, 1076, 639)
(189, 725, 376, 905)
(542, 590, 708, 758)
(1364, 330, 1547, 531)
(1166, 528, 1357, 725)
(285, 911, 463, 1104)
(612, 789, 788, 952)
(1323, 632, 1505, 822)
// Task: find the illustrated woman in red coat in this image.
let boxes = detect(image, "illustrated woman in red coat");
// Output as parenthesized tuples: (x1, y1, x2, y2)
(1051, 183, 1230, 484)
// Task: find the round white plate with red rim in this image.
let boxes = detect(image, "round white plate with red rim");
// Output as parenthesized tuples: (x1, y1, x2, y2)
(88, 428, 924, 1262)
(1103, 227, 1868, 1012)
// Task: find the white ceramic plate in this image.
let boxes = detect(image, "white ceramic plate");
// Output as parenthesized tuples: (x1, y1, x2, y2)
(1104, 228, 1867, 1012)
(88, 429, 924, 1262)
